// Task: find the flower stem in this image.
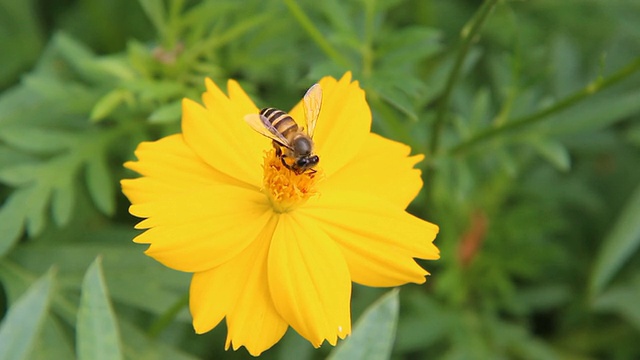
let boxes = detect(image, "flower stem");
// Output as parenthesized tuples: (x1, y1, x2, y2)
(428, 0, 499, 157)
(449, 56, 640, 155)
(147, 293, 189, 338)
(283, 0, 351, 68)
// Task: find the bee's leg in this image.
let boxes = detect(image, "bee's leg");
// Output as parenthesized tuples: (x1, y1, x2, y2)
(280, 155, 295, 171)
(272, 141, 283, 157)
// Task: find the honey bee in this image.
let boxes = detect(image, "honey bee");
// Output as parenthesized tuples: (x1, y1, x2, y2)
(245, 84, 322, 174)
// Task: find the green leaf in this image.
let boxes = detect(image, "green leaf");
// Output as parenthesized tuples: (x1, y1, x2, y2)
(76, 257, 123, 360)
(0, 125, 73, 154)
(137, 0, 167, 36)
(30, 316, 76, 360)
(9, 232, 190, 317)
(0, 268, 55, 360)
(148, 100, 182, 123)
(0, 0, 43, 87)
(328, 289, 400, 360)
(532, 138, 571, 172)
(85, 157, 116, 216)
(118, 318, 199, 360)
(0, 163, 40, 186)
(544, 89, 640, 135)
(51, 179, 75, 227)
(0, 190, 31, 256)
(590, 182, 640, 296)
(90, 89, 132, 122)
(24, 183, 51, 237)
(593, 273, 640, 331)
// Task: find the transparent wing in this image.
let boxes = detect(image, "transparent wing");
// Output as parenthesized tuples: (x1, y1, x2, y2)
(244, 113, 292, 149)
(303, 83, 322, 138)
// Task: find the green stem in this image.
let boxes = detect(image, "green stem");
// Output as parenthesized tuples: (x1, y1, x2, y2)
(147, 293, 189, 338)
(428, 0, 499, 157)
(283, 0, 351, 68)
(362, 0, 376, 77)
(449, 56, 640, 155)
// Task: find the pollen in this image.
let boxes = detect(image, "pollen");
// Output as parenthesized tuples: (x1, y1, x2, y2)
(262, 149, 322, 213)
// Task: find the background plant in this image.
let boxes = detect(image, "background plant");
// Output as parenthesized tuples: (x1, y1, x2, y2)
(1, 0, 640, 359)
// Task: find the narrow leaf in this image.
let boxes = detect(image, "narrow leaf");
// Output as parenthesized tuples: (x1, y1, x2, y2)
(90, 89, 130, 122)
(0, 269, 55, 360)
(532, 139, 571, 172)
(0, 126, 73, 153)
(0, 190, 30, 256)
(137, 0, 167, 35)
(328, 289, 400, 360)
(593, 274, 640, 331)
(51, 178, 75, 226)
(85, 157, 115, 215)
(590, 183, 640, 296)
(148, 100, 181, 123)
(76, 257, 123, 360)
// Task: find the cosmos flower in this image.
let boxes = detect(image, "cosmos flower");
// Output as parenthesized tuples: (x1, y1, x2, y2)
(121, 72, 439, 356)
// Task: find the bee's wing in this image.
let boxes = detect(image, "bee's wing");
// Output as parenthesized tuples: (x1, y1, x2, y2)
(244, 113, 292, 149)
(303, 83, 322, 138)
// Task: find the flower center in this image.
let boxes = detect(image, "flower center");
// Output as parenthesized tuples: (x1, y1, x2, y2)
(262, 149, 321, 213)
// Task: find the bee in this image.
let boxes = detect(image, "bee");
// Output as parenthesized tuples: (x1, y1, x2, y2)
(245, 84, 322, 174)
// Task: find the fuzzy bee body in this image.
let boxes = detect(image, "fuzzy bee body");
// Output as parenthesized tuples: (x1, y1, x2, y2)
(245, 84, 323, 174)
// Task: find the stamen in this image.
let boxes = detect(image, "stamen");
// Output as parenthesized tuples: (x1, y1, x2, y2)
(262, 150, 321, 213)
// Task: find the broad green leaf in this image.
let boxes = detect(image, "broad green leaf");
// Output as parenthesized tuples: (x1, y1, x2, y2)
(328, 289, 399, 360)
(590, 183, 640, 296)
(532, 139, 571, 172)
(0, 269, 55, 360)
(85, 157, 116, 216)
(30, 316, 76, 360)
(9, 236, 190, 318)
(76, 257, 123, 360)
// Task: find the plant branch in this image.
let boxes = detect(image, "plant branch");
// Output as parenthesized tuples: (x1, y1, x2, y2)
(449, 56, 640, 155)
(428, 0, 499, 156)
(283, 0, 351, 68)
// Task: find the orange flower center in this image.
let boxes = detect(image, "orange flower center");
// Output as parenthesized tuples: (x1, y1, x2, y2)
(262, 149, 322, 213)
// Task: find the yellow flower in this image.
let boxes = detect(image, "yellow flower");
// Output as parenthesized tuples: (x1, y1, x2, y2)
(121, 72, 439, 356)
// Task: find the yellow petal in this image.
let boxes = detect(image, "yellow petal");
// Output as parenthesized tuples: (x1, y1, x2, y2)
(190, 216, 287, 356)
(130, 186, 272, 273)
(299, 190, 439, 287)
(268, 213, 351, 347)
(181, 80, 263, 187)
(224, 216, 288, 356)
(320, 133, 424, 209)
(288, 72, 371, 177)
(121, 134, 250, 205)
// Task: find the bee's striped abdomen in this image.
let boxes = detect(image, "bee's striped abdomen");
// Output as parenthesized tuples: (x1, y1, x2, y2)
(260, 108, 298, 137)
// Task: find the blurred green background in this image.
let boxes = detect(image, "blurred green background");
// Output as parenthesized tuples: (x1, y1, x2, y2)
(1, 0, 640, 359)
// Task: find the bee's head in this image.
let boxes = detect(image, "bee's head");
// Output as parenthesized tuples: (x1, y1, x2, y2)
(292, 136, 313, 156)
(296, 154, 319, 170)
